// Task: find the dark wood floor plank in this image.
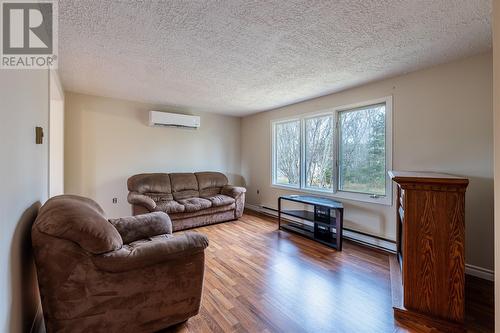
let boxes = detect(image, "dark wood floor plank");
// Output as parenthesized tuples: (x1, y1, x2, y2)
(163, 211, 493, 333)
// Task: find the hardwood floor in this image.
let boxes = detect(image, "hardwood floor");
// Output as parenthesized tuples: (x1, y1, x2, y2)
(164, 211, 493, 333)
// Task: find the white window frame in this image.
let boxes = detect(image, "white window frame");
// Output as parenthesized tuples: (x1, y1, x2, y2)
(302, 112, 335, 192)
(271, 96, 393, 206)
(271, 117, 301, 189)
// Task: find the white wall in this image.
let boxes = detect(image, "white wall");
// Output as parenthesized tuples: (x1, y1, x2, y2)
(0, 70, 49, 332)
(64, 92, 242, 218)
(241, 53, 493, 272)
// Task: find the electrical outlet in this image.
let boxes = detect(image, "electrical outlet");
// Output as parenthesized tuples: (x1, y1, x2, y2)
(112, 198, 118, 204)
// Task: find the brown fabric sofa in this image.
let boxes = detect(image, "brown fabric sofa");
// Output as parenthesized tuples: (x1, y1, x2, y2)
(32, 195, 209, 333)
(127, 172, 246, 231)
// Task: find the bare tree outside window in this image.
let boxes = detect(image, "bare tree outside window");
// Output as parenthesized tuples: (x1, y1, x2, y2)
(338, 104, 386, 195)
(305, 115, 333, 190)
(272, 99, 389, 201)
(274, 120, 300, 186)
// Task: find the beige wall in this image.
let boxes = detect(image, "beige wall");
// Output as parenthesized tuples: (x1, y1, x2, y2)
(241, 52, 494, 272)
(64, 92, 242, 218)
(49, 70, 65, 197)
(0, 70, 49, 332)
(63, 53, 493, 272)
(492, 0, 499, 329)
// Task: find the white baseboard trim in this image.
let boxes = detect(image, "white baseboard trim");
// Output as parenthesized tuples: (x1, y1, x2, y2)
(245, 203, 262, 212)
(245, 203, 396, 252)
(465, 264, 494, 281)
(246, 203, 495, 281)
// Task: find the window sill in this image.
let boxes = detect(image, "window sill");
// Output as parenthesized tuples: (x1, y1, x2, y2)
(270, 184, 392, 206)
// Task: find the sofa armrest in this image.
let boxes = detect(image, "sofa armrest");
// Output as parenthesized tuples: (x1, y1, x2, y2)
(221, 185, 246, 199)
(109, 212, 172, 244)
(127, 191, 156, 211)
(92, 232, 209, 272)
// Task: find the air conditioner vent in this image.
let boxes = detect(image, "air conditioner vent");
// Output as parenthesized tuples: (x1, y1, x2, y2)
(148, 111, 200, 129)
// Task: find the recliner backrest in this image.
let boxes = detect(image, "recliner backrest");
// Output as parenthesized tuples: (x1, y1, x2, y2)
(195, 172, 228, 197)
(169, 173, 200, 200)
(127, 173, 173, 201)
(33, 195, 123, 254)
(128, 172, 230, 202)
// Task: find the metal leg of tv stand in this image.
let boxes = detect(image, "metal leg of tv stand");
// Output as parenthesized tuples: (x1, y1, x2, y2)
(336, 208, 343, 251)
(278, 197, 281, 229)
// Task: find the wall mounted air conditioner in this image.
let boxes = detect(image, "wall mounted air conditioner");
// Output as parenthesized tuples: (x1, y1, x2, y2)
(148, 111, 200, 129)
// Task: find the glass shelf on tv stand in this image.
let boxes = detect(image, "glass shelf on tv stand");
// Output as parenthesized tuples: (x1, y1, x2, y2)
(278, 195, 344, 251)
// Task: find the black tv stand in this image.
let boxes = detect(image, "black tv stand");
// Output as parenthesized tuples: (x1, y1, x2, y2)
(278, 195, 343, 250)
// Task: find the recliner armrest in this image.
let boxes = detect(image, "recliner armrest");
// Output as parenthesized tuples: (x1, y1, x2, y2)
(109, 211, 172, 244)
(92, 232, 209, 272)
(221, 185, 246, 199)
(127, 191, 156, 211)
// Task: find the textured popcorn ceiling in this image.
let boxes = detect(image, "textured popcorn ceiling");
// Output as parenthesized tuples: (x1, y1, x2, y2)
(59, 0, 492, 116)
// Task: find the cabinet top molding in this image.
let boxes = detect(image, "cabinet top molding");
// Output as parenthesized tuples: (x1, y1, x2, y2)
(388, 170, 469, 187)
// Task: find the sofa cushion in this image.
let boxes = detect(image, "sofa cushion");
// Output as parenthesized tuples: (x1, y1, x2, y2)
(109, 212, 172, 244)
(199, 187, 220, 197)
(93, 232, 209, 272)
(206, 194, 235, 207)
(221, 185, 247, 199)
(178, 197, 212, 213)
(155, 200, 185, 213)
(195, 172, 228, 197)
(128, 192, 157, 211)
(34, 195, 123, 254)
(170, 173, 200, 200)
(145, 192, 174, 202)
(169, 203, 235, 220)
(127, 173, 172, 194)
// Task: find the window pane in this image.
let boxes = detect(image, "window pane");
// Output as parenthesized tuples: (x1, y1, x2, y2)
(305, 115, 334, 190)
(339, 104, 386, 195)
(274, 120, 300, 186)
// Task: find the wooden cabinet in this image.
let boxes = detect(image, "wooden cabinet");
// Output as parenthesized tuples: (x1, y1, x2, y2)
(389, 171, 468, 332)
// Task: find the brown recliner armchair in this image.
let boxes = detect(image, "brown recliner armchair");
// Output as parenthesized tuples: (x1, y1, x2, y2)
(32, 195, 209, 333)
